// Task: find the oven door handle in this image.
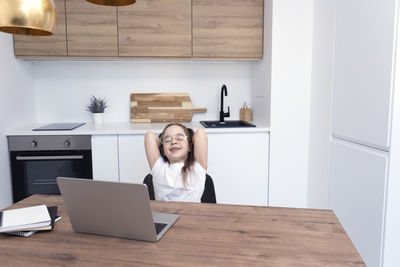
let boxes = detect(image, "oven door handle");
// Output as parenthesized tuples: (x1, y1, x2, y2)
(16, 155, 84, 161)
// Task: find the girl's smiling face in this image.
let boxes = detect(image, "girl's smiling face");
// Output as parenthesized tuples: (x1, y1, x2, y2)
(161, 125, 190, 163)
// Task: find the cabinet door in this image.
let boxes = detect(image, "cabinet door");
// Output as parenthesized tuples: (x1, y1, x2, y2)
(207, 132, 269, 206)
(13, 0, 67, 57)
(192, 0, 263, 59)
(118, 135, 150, 184)
(118, 0, 191, 57)
(331, 0, 396, 148)
(66, 0, 118, 56)
(329, 140, 388, 267)
(91, 135, 119, 182)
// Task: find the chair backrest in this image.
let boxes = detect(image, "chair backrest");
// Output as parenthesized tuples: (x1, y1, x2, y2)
(142, 174, 217, 203)
(143, 174, 155, 200)
(201, 174, 217, 203)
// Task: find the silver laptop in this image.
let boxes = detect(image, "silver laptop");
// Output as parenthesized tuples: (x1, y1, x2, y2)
(57, 177, 179, 242)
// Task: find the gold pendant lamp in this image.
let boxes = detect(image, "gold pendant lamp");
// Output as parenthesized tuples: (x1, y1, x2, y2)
(86, 0, 136, 6)
(0, 0, 57, 36)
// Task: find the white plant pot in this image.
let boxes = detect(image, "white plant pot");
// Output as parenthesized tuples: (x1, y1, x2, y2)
(92, 113, 104, 124)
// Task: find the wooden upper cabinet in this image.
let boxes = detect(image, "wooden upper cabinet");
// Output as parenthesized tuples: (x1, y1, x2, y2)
(13, 0, 264, 59)
(118, 0, 192, 57)
(66, 0, 118, 57)
(192, 0, 264, 59)
(14, 0, 67, 57)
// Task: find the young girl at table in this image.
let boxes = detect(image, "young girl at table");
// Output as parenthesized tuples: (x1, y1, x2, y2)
(144, 123, 208, 202)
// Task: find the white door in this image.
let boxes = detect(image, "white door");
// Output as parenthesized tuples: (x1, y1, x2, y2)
(329, 139, 388, 266)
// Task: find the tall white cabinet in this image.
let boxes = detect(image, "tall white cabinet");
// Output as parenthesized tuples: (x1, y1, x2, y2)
(329, 141, 388, 266)
(331, 0, 394, 149)
(329, 0, 400, 266)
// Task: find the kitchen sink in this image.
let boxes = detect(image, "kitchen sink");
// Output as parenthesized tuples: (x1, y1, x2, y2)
(200, 120, 256, 128)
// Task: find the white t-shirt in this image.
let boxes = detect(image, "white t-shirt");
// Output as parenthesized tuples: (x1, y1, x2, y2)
(150, 157, 206, 202)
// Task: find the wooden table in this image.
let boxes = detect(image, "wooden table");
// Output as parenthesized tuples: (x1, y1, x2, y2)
(0, 195, 365, 266)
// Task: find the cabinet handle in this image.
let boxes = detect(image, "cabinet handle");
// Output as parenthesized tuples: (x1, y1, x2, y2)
(16, 155, 84, 161)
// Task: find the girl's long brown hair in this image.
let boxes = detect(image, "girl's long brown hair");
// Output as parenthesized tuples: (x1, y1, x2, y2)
(159, 123, 195, 186)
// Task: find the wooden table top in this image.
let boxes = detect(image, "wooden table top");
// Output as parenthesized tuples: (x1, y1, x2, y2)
(0, 195, 365, 266)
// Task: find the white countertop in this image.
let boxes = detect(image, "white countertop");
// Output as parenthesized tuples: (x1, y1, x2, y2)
(4, 122, 270, 136)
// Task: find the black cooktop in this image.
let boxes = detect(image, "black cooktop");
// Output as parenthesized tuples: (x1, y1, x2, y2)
(33, 123, 86, 131)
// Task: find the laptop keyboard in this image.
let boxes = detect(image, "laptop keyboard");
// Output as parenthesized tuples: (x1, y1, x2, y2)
(154, 223, 168, 235)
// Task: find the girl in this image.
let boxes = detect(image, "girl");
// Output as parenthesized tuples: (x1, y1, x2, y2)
(144, 123, 208, 202)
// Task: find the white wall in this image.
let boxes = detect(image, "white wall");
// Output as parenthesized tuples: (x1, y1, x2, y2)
(32, 61, 253, 124)
(269, 0, 314, 208)
(0, 33, 34, 209)
(251, 0, 272, 127)
(307, 0, 335, 209)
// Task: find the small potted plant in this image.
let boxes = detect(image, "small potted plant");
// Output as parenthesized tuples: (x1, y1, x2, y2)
(86, 95, 108, 124)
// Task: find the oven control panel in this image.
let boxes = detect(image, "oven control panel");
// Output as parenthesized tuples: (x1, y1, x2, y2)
(8, 135, 91, 151)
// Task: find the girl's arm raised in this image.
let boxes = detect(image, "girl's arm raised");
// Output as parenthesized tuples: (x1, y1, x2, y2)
(144, 131, 161, 169)
(193, 128, 208, 170)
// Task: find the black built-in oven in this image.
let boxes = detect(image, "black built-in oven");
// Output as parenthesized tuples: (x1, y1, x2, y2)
(8, 135, 92, 203)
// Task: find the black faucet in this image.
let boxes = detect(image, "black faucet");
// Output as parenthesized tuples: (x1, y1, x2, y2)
(220, 84, 230, 122)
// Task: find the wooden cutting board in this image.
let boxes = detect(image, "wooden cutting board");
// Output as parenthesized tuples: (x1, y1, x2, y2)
(130, 93, 207, 123)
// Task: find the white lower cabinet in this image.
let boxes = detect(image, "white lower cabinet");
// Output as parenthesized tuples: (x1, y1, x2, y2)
(91, 135, 119, 182)
(91, 131, 270, 206)
(118, 134, 150, 184)
(207, 132, 269, 206)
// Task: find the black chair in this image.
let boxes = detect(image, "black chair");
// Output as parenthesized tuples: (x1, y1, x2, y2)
(201, 174, 217, 203)
(143, 174, 217, 203)
(143, 174, 155, 201)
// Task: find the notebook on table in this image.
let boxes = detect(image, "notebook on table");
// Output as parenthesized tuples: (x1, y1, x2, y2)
(56, 177, 179, 242)
(0, 205, 51, 233)
(6, 209, 61, 237)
